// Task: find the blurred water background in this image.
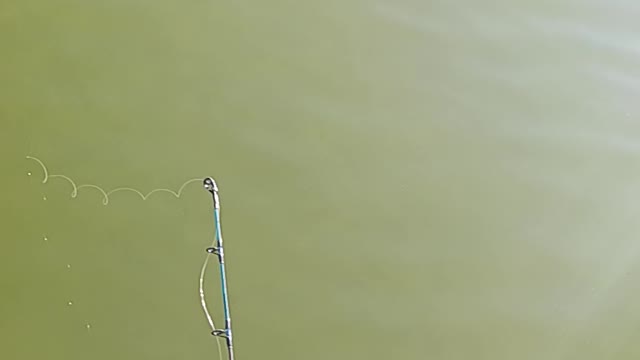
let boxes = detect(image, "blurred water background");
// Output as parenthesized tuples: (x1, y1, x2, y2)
(2, 1, 640, 359)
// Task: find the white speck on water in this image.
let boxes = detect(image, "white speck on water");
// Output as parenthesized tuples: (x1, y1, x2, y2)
(43, 196, 47, 200)
(67, 264, 71, 269)
(67, 301, 73, 306)
(27, 172, 32, 176)
(86, 323, 91, 330)
(44, 236, 48, 241)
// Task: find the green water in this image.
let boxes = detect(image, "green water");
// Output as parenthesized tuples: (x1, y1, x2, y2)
(3, 1, 640, 359)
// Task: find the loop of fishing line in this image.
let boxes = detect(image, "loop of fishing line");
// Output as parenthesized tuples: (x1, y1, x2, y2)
(26, 156, 201, 205)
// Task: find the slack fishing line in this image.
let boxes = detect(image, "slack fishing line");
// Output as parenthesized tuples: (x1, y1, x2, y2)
(200, 177, 236, 360)
(25, 156, 236, 358)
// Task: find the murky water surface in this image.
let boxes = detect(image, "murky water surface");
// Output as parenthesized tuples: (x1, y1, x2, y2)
(2, 1, 640, 359)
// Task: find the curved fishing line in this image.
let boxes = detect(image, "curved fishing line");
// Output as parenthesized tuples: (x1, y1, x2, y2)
(26, 156, 201, 205)
(27, 155, 49, 183)
(200, 253, 223, 360)
(27, 155, 225, 357)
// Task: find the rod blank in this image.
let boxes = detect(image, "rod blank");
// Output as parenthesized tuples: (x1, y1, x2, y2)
(203, 177, 235, 360)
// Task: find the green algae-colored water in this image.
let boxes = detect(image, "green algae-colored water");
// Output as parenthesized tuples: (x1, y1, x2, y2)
(3, 1, 640, 359)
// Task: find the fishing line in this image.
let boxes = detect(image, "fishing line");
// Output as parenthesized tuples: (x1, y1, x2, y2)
(200, 254, 224, 359)
(26, 156, 201, 205)
(26, 155, 235, 358)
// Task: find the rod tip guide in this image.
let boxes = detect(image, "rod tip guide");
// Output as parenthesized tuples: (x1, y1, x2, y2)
(203, 177, 218, 193)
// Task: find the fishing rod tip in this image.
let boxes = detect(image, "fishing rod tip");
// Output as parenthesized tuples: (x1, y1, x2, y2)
(203, 177, 218, 193)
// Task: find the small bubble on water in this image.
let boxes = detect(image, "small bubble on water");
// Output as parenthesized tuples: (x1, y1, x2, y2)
(67, 301, 73, 306)
(27, 172, 32, 176)
(86, 323, 91, 330)
(43, 196, 47, 201)
(67, 264, 71, 269)
(44, 236, 48, 241)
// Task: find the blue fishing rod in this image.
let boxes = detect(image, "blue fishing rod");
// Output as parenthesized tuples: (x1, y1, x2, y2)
(203, 177, 236, 360)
